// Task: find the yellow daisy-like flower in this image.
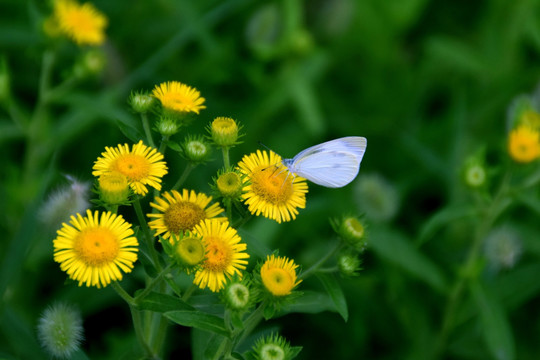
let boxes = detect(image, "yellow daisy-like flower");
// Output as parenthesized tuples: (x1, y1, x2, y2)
(508, 125, 540, 163)
(92, 140, 168, 196)
(53, 210, 138, 288)
(53, 0, 107, 46)
(237, 150, 308, 223)
(260, 255, 301, 296)
(152, 81, 206, 115)
(192, 219, 250, 292)
(147, 189, 226, 242)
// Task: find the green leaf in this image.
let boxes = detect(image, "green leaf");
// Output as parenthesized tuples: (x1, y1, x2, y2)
(137, 292, 195, 312)
(316, 273, 348, 321)
(280, 290, 334, 314)
(369, 226, 448, 293)
(470, 282, 515, 360)
(165, 310, 230, 338)
(417, 204, 478, 245)
(496, 263, 540, 310)
(166, 140, 183, 152)
(114, 115, 143, 143)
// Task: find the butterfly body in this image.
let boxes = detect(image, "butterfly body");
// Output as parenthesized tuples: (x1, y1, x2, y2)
(282, 136, 367, 188)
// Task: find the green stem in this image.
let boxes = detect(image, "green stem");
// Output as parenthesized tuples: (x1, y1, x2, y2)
(222, 147, 230, 168)
(44, 75, 79, 103)
(172, 162, 196, 191)
(129, 304, 155, 358)
(134, 263, 174, 303)
(158, 135, 170, 155)
(111, 281, 135, 305)
(181, 284, 197, 302)
(433, 173, 512, 358)
(225, 198, 233, 223)
(134, 198, 162, 272)
(300, 241, 343, 280)
(236, 302, 265, 346)
(141, 113, 155, 148)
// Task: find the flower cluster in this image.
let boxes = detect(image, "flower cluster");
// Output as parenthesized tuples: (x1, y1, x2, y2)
(49, 79, 363, 360)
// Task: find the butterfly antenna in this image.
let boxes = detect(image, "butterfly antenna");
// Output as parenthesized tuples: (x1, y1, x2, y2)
(258, 141, 282, 158)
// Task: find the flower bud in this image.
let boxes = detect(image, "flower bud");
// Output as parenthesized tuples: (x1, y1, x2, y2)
(165, 232, 205, 273)
(156, 116, 181, 136)
(209, 117, 241, 148)
(215, 169, 244, 200)
(221, 277, 253, 312)
(331, 215, 367, 250)
(337, 251, 362, 277)
(73, 49, 106, 78)
(128, 91, 155, 114)
(98, 171, 130, 205)
(462, 149, 488, 188)
(181, 135, 212, 164)
(251, 333, 298, 360)
(37, 303, 84, 359)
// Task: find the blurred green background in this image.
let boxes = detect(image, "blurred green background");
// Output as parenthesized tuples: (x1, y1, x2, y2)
(2, 0, 540, 359)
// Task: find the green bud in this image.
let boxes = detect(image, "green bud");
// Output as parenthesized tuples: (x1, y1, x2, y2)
(181, 135, 212, 164)
(129, 91, 155, 114)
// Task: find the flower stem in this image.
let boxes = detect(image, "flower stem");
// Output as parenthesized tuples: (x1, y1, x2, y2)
(222, 147, 230, 168)
(134, 197, 162, 272)
(181, 284, 198, 302)
(111, 281, 135, 305)
(158, 135, 169, 155)
(300, 241, 343, 280)
(134, 263, 174, 303)
(432, 173, 512, 358)
(172, 162, 196, 191)
(141, 112, 155, 148)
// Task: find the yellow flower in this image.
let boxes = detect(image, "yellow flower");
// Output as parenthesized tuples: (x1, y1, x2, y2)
(152, 81, 206, 115)
(192, 220, 250, 292)
(260, 255, 301, 296)
(237, 150, 308, 223)
(53, 210, 138, 288)
(92, 140, 168, 196)
(147, 189, 226, 242)
(52, 0, 107, 46)
(508, 125, 540, 163)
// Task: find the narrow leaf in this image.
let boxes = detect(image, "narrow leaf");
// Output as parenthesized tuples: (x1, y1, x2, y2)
(138, 292, 195, 313)
(316, 273, 348, 321)
(417, 204, 478, 245)
(165, 310, 230, 338)
(281, 290, 334, 315)
(470, 282, 515, 360)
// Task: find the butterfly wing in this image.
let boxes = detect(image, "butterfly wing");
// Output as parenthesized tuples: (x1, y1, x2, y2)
(286, 137, 367, 188)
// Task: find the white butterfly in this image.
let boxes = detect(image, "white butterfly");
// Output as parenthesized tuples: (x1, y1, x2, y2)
(280, 136, 367, 188)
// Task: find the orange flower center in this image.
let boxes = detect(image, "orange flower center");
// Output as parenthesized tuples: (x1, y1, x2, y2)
(251, 168, 293, 204)
(74, 227, 119, 266)
(203, 236, 232, 272)
(112, 154, 150, 181)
